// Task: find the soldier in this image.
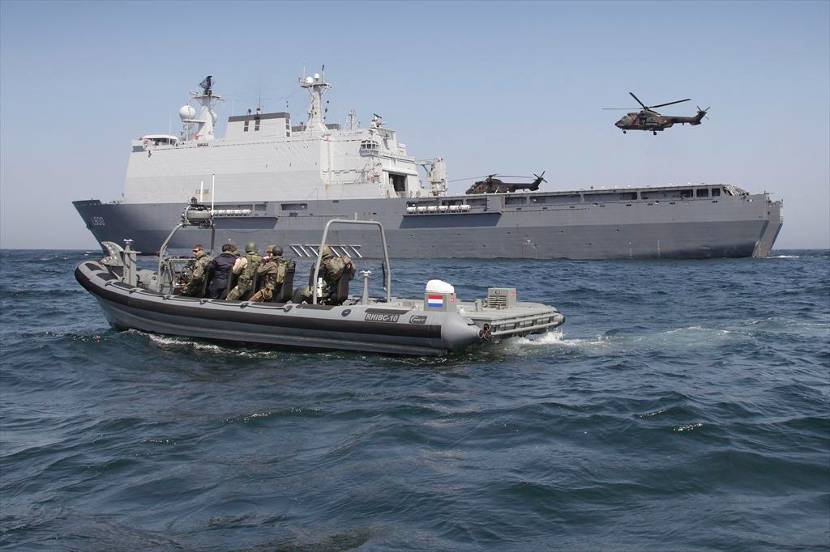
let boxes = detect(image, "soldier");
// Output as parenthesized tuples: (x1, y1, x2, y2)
(207, 243, 238, 299)
(295, 245, 354, 305)
(226, 242, 261, 301)
(249, 245, 285, 303)
(181, 244, 213, 297)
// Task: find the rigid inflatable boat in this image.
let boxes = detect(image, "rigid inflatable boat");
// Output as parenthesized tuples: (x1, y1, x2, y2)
(76, 208, 565, 355)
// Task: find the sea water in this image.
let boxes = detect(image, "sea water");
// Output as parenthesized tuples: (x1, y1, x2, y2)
(0, 250, 828, 551)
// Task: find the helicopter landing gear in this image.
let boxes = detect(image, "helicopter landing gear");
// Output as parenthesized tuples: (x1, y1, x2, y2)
(652, 131, 657, 135)
(622, 130, 627, 134)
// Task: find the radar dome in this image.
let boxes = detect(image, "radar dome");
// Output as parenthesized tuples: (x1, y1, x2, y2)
(305, 76, 314, 84)
(179, 105, 196, 120)
(313, 72, 321, 80)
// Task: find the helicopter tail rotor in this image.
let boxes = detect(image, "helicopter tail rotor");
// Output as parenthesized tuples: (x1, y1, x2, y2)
(529, 171, 547, 190)
(692, 106, 710, 125)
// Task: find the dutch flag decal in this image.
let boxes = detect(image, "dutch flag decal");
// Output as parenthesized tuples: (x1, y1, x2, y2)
(427, 294, 444, 308)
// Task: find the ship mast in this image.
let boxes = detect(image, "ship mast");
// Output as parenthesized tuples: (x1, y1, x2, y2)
(180, 75, 223, 142)
(299, 67, 331, 132)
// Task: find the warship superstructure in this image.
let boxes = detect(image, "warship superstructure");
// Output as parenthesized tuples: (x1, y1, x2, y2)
(74, 72, 782, 259)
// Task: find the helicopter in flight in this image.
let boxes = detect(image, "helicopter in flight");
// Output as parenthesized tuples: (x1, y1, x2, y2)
(605, 92, 709, 135)
(465, 172, 547, 194)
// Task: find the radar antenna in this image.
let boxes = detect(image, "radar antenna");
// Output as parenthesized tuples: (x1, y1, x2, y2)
(180, 75, 223, 142)
(298, 66, 331, 132)
(199, 75, 213, 96)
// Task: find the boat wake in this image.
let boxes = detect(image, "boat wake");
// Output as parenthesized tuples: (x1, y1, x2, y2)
(140, 331, 281, 359)
(506, 330, 610, 352)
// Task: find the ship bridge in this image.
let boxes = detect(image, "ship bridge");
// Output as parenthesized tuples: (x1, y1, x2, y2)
(123, 71, 446, 205)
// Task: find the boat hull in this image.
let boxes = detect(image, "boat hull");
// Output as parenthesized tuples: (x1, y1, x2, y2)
(75, 261, 484, 356)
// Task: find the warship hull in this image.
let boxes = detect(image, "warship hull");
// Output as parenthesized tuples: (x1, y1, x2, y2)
(75, 187, 782, 259)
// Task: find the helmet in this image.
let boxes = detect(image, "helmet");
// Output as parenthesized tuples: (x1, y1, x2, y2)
(266, 245, 283, 257)
(320, 245, 333, 258)
(245, 242, 257, 253)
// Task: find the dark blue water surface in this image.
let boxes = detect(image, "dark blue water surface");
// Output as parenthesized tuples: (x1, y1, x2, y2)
(1, 250, 828, 551)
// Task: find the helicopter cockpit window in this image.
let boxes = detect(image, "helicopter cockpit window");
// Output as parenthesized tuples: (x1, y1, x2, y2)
(696, 189, 709, 198)
(711, 188, 721, 197)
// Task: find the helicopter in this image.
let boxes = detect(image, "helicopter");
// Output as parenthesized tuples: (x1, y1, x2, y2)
(605, 92, 709, 135)
(465, 172, 547, 194)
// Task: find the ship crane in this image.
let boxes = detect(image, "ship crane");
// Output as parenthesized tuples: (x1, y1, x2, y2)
(418, 158, 448, 197)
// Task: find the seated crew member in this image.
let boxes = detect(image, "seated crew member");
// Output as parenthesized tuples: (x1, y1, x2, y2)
(208, 243, 238, 299)
(294, 245, 355, 305)
(249, 245, 285, 303)
(181, 244, 213, 297)
(227, 242, 261, 301)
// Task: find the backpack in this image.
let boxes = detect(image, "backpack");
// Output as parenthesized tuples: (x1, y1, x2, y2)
(240, 253, 262, 283)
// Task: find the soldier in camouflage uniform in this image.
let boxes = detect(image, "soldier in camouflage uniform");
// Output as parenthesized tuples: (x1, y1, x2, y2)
(181, 244, 213, 297)
(250, 245, 286, 303)
(226, 242, 261, 301)
(295, 245, 354, 305)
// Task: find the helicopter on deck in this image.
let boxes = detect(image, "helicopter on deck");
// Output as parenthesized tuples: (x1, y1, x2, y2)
(465, 172, 547, 194)
(606, 92, 709, 135)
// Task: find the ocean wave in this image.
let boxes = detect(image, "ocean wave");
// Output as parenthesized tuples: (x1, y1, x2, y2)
(3, 252, 830, 550)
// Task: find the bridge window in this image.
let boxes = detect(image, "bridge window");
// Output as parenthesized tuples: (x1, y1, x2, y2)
(360, 140, 379, 154)
(696, 188, 709, 198)
(711, 188, 721, 197)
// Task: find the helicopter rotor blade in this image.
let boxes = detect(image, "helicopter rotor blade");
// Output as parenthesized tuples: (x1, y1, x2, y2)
(447, 175, 491, 183)
(650, 98, 691, 109)
(629, 92, 648, 110)
(602, 107, 639, 110)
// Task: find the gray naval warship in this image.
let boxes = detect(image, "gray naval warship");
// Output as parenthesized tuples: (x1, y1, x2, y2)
(74, 72, 783, 259)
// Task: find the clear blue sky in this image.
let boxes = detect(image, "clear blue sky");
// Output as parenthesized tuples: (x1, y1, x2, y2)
(1, 0, 828, 249)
